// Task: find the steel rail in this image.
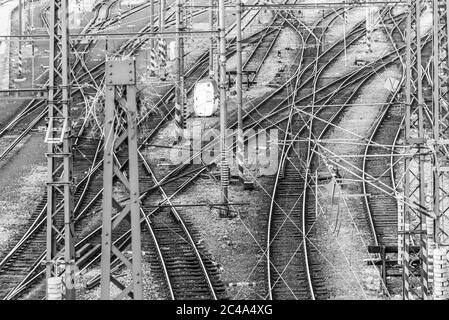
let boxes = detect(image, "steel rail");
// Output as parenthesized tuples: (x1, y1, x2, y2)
(0, 1, 265, 299)
(267, 6, 343, 300)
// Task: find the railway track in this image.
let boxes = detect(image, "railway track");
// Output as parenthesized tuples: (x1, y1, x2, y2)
(356, 6, 433, 289)
(265, 6, 415, 299)
(0, 0, 424, 301)
(0, 1, 270, 300)
(125, 4, 402, 300)
(135, 5, 405, 300)
(361, 8, 408, 248)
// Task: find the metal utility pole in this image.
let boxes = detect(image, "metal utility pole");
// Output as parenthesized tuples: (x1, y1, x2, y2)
(431, 0, 449, 300)
(236, 0, 244, 185)
(101, 60, 143, 300)
(45, 0, 76, 300)
(402, 0, 429, 300)
(218, 0, 229, 217)
(175, 0, 185, 143)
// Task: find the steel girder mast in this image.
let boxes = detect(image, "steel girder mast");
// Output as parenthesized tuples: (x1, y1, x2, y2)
(403, 0, 431, 300)
(431, 0, 449, 300)
(402, 0, 449, 300)
(45, 0, 76, 300)
(101, 60, 143, 300)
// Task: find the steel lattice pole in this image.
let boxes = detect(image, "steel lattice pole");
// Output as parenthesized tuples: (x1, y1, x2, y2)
(46, 0, 75, 300)
(403, 0, 429, 300)
(101, 61, 143, 300)
(432, 0, 449, 300)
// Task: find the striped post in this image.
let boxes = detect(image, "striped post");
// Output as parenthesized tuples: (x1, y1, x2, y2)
(174, 102, 183, 142)
(17, 0, 23, 79)
(366, 7, 373, 53)
(188, 0, 193, 31)
(343, 4, 348, 24)
(159, 0, 167, 79)
(397, 194, 404, 265)
(421, 218, 429, 299)
(118, 3, 122, 27)
(403, 223, 411, 299)
(158, 37, 167, 78)
(150, 47, 157, 75)
(27, 23, 32, 37)
(433, 247, 449, 300)
(26, 2, 32, 42)
(175, 0, 184, 143)
(184, 0, 189, 27)
(182, 89, 188, 130)
(425, 214, 434, 289)
(343, 3, 348, 66)
(220, 147, 229, 217)
(149, 0, 156, 76)
(236, 0, 244, 184)
(237, 130, 244, 183)
(18, 49, 23, 78)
